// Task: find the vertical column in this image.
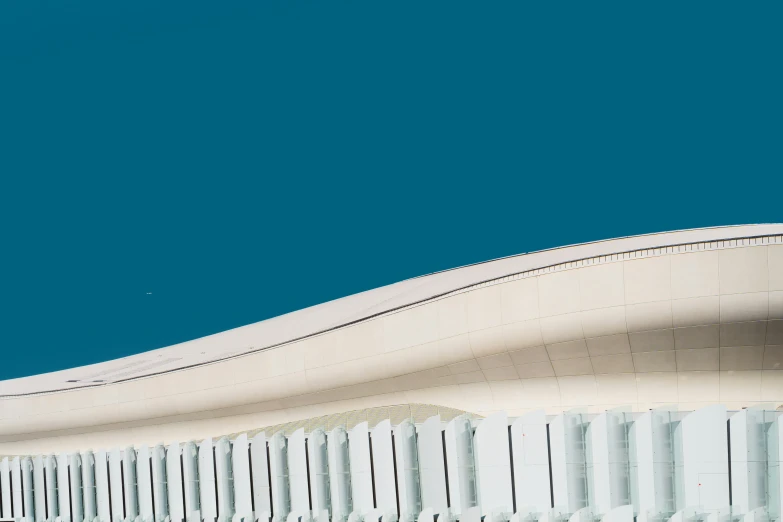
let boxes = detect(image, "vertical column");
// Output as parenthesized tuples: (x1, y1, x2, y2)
(549, 410, 588, 517)
(307, 430, 330, 521)
(510, 410, 551, 515)
(673, 405, 729, 514)
(135, 446, 154, 522)
(215, 437, 235, 522)
(1, 457, 11, 519)
(22, 457, 36, 521)
(250, 433, 271, 522)
(232, 434, 253, 521)
(327, 428, 351, 522)
(45, 455, 59, 520)
(348, 422, 373, 516)
(199, 439, 217, 522)
(768, 412, 783, 521)
(11, 456, 24, 519)
(182, 443, 200, 522)
(473, 412, 513, 517)
(69, 454, 84, 522)
(81, 452, 100, 522)
(95, 451, 111, 522)
(287, 429, 310, 517)
(628, 408, 676, 520)
(151, 445, 169, 522)
(417, 416, 447, 515)
(124, 447, 140, 522)
(370, 420, 397, 515)
(268, 433, 290, 522)
(444, 415, 477, 517)
(33, 456, 45, 522)
(394, 419, 422, 522)
(585, 409, 631, 516)
(166, 443, 185, 522)
(56, 454, 71, 522)
(108, 449, 124, 522)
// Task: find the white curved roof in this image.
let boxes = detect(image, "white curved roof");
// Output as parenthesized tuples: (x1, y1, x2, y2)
(2, 223, 782, 397)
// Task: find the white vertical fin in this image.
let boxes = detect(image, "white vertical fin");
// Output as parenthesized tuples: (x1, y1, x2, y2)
(394, 419, 422, 521)
(198, 439, 217, 522)
(287, 429, 309, 515)
(417, 416, 447, 514)
(135, 446, 153, 522)
(444, 415, 477, 516)
(232, 434, 253, 520)
(11, 456, 24, 519)
(166, 443, 184, 522)
(215, 437, 235, 521)
(94, 451, 111, 522)
(348, 422, 373, 516)
(150, 445, 169, 522)
(82, 451, 97, 522)
(307, 430, 330, 518)
(181, 443, 199, 522)
(473, 412, 512, 517)
(268, 433, 290, 522)
(327, 428, 351, 522)
(370, 420, 396, 513)
(250, 433, 271, 522)
(55, 454, 70, 522)
(1, 457, 11, 520)
(33, 456, 45, 522)
(124, 447, 140, 521)
(108, 450, 124, 522)
(511, 410, 551, 515)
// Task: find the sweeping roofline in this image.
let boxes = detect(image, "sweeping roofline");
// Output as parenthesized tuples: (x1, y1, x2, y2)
(2, 223, 781, 397)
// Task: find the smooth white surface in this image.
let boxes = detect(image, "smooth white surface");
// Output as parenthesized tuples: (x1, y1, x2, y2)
(416, 416, 447, 514)
(0, 458, 10, 519)
(166, 443, 185, 522)
(250, 433, 271, 521)
(11, 456, 23, 519)
(182, 442, 199, 522)
(199, 438, 218, 520)
(394, 420, 422, 520)
(510, 410, 551, 514)
(136, 446, 153, 522)
(327, 427, 351, 522)
(33, 455, 48, 522)
(56, 453, 70, 521)
(444, 415, 477, 516)
(348, 422, 373, 515)
(215, 437, 235, 519)
(232, 433, 253, 520)
(473, 412, 513, 516)
(81, 451, 97, 522)
(269, 432, 291, 522)
(287, 429, 309, 514)
(674, 405, 729, 512)
(95, 451, 111, 522)
(371, 420, 397, 513)
(308, 429, 330, 517)
(151, 445, 169, 522)
(68, 453, 84, 522)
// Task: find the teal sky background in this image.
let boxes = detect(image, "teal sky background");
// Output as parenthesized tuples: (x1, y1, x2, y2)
(0, 1, 781, 380)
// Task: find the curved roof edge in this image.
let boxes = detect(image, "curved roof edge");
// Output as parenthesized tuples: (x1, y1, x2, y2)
(3, 223, 782, 397)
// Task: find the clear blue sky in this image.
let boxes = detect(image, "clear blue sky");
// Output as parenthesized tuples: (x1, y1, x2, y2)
(0, 1, 781, 379)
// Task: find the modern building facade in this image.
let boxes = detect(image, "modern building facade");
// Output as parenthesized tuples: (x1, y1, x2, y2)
(0, 224, 782, 521)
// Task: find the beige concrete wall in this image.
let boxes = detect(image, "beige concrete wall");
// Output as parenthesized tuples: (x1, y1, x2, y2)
(1, 239, 782, 455)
